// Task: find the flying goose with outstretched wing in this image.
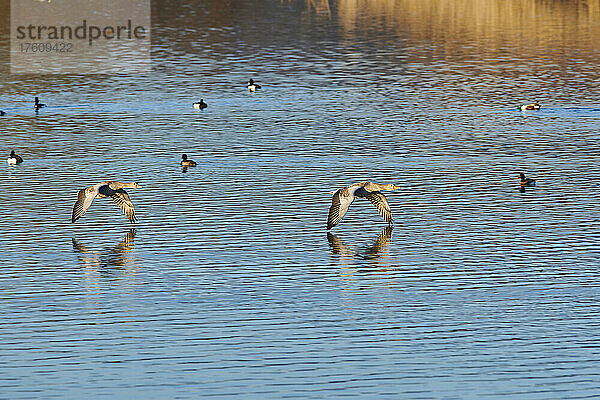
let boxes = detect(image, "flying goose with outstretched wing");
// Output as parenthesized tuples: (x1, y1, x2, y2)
(327, 181, 399, 230)
(72, 181, 142, 223)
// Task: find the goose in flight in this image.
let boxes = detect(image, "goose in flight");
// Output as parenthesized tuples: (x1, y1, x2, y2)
(72, 181, 142, 223)
(327, 181, 399, 230)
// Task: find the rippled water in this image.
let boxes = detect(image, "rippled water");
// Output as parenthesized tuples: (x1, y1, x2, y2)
(1, 0, 600, 398)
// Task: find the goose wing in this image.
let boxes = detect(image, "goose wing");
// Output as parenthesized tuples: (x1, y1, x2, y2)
(111, 189, 137, 223)
(72, 187, 98, 223)
(327, 188, 356, 230)
(365, 192, 393, 224)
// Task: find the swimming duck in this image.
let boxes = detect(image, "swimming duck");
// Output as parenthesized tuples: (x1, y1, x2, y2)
(72, 181, 142, 223)
(247, 79, 261, 92)
(7, 150, 23, 165)
(327, 181, 400, 230)
(180, 154, 197, 167)
(519, 173, 536, 186)
(519, 103, 540, 111)
(0, 110, 5, 116)
(193, 99, 207, 109)
(34, 97, 46, 110)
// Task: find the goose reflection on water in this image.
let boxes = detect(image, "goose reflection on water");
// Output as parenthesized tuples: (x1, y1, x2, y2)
(327, 226, 393, 261)
(72, 229, 137, 270)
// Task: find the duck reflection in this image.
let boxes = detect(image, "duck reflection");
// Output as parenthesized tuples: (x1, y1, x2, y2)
(519, 185, 534, 193)
(327, 226, 393, 261)
(72, 229, 137, 270)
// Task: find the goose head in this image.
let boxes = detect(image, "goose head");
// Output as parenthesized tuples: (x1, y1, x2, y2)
(383, 183, 400, 191)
